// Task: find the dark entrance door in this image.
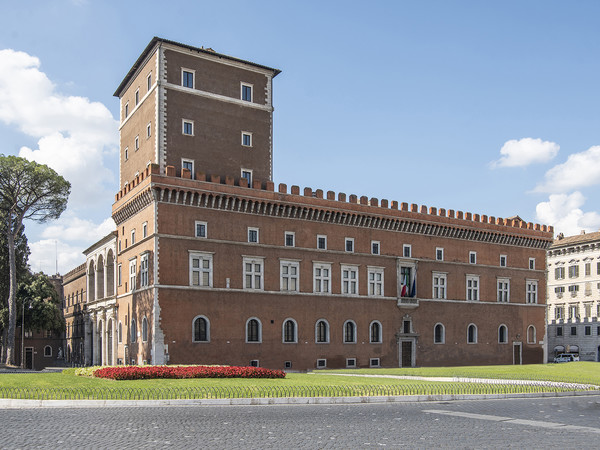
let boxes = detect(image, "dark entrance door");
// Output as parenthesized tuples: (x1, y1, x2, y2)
(513, 343, 522, 365)
(25, 347, 34, 370)
(402, 341, 412, 367)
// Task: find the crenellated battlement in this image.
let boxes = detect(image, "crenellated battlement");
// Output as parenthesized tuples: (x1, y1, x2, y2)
(114, 164, 553, 236)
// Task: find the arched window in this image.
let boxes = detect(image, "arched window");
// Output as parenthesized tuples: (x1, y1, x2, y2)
(370, 321, 382, 343)
(118, 322, 122, 344)
(315, 319, 329, 343)
(192, 316, 210, 342)
(246, 318, 261, 343)
(498, 325, 508, 344)
(344, 320, 356, 343)
(130, 319, 137, 343)
(434, 323, 445, 344)
(283, 319, 297, 343)
(142, 317, 148, 342)
(527, 325, 536, 344)
(44, 345, 52, 357)
(467, 324, 477, 344)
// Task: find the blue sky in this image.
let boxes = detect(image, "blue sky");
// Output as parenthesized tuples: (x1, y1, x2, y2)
(1, 0, 599, 274)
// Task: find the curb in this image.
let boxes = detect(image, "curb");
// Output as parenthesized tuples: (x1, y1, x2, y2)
(1, 390, 599, 409)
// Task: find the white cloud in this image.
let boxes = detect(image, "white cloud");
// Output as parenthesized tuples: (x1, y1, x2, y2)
(535, 191, 600, 236)
(534, 145, 600, 193)
(29, 239, 87, 275)
(491, 138, 559, 168)
(40, 215, 115, 243)
(0, 48, 118, 209)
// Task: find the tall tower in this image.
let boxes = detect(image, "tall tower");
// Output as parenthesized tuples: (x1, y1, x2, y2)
(113, 37, 280, 189)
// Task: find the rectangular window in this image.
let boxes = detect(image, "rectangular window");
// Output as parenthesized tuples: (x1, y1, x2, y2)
(556, 326, 563, 336)
(147, 123, 151, 138)
(555, 267, 565, 280)
(371, 241, 380, 255)
(182, 69, 194, 88)
(183, 120, 194, 136)
(403, 244, 411, 258)
(147, 73, 152, 91)
(568, 284, 579, 296)
(129, 259, 136, 293)
(585, 325, 591, 336)
(526, 280, 538, 303)
(500, 255, 507, 267)
(280, 261, 299, 292)
(131, 229, 136, 245)
(142, 222, 148, 238)
(569, 304, 578, 319)
(529, 258, 535, 270)
(568, 265, 579, 278)
(345, 238, 354, 253)
(195, 221, 207, 238)
(241, 169, 252, 187)
(368, 268, 384, 297)
(597, 261, 600, 275)
(571, 326, 577, 336)
(284, 232, 295, 247)
(190, 252, 213, 287)
(346, 358, 357, 368)
(370, 358, 381, 368)
(317, 235, 327, 250)
(584, 303, 592, 318)
(466, 275, 479, 301)
(243, 257, 264, 290)
(241, 83, 253, 101)
(555, 286, 565, 295)
(242, 132, 252, 147)
(469, 251, 477, 264)
(313, 263, 331, 294)
(124, 102, 129, 118)
(497, 279, 509, 302)
(341, 265, 359, 295)
(117, 264, 122, 286)
(140, 253, 149, 287)
(555, 306, 564, 320)
(432, 273, 447, 299)
(124, 147, 128, 161)
(135, 88, 139, 105)
(436, 248, 444, 261)
(585, 263, 591, 276)
(182, 159, 194, 179)
(248, 227, 259, 243)
(135, 135, 139, 150)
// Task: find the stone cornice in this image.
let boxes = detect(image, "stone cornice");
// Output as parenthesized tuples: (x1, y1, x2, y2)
(112, 187, 154, 225)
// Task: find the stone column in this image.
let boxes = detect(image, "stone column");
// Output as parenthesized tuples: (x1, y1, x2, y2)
(101, 311, 107, 366)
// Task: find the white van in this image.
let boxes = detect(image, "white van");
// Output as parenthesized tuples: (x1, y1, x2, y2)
(553, 353, 580, 363)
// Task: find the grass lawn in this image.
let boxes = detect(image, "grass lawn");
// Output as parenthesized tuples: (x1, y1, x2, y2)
(0, 363, 597, 400)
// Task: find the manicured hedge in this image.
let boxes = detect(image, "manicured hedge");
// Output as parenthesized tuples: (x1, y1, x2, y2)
(93, 365, 286, 380)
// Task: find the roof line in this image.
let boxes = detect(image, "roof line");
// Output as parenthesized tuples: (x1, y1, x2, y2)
(113, 37, 281, 97)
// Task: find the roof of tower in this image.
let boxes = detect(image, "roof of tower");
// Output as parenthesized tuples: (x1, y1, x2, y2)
(114, 37, 281, 97)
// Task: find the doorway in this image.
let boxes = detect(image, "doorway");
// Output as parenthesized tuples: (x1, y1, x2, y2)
(25, 347, 34, 370)
(513, 342, 522, 365)
(400, 340, 414, 367)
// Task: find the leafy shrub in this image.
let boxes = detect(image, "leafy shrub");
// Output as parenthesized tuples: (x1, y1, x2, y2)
(92, 365, 286, 380)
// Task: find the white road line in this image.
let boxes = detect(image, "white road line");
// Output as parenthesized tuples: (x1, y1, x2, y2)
(423, 409, 600, 434)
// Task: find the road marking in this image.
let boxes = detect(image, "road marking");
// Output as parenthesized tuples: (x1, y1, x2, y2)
(423, 410, 600, 435)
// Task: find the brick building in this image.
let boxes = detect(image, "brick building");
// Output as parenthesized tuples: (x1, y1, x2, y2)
(546, 231, 600, 362)
(62, 37, 553, 369)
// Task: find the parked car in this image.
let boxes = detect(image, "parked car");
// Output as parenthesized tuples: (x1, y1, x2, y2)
(553, 353, 580, 363)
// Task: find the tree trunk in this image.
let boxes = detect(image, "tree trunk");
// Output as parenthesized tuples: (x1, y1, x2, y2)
(5, 229, 16, 366)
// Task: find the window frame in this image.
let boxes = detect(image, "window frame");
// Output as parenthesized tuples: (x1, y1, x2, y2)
(243, 257, 264, 290)
(135, 135, 139, 151)
(142, 316, 148, 342)
(142, 222, 148, 238)
(140, 252, 149, 287)
(341, 264, 359, 296)
(280, 260, 300, 292)
(343, 320, 357, 344)
(189, 251, 213, 288)
(130, 318, 137, 343)
(146, 122, 151, 138)
(246, 317, 262, 343)
(432, 272, 447, 299)
(371, 241, 380, 255)
(247, 227, 259, 243)
(241, 82, 253, 102)
(315, 319, 330, 343)
(368, 267, 384, 297)
(434, 323, 445, 344)
(317, 235, 327, 250)
(526, 280, 538, 304)
(182, 119, 194, 136)
(403, 244, 412, 258)
(529, 258, 536, 270)
(129, 259, 136, 293)
(467, 323, 478, 344)
(192, 315, 210, 343)
(182, 68, 195, 89)
(469, 251, 477, 264)
(497, 278, 510, 303)
(466, 275, 479, 301)
(527, 325, 536, 344)
(147, 72, 152, 91)
(241, 168, 252, 187)
(345, 237, 354, 253)
(195, 221, 207, 238)
(436, 247, 444, 261)
(313, 262, 332, 294)
(135, 88, 140, 106)
(370, 320, 382, 343)
(241, 131, 252, 147)
(282, 318, 298, 344)
(284, 231, 295, 247)
(498, 324, 508, 344)
(500, 255, 507, 267)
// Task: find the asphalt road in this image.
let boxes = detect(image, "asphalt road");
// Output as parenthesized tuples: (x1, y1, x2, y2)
(1, 395, 599, 448)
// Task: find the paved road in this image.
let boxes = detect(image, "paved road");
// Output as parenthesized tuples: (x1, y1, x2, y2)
(1, 395, 599, 448)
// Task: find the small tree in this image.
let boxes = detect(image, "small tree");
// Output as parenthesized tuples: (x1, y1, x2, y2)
(0, 155, 70, 366)
(17, 272, 65, 336)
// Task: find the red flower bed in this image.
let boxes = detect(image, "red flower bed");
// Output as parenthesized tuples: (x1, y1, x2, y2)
(93, 365, 286, 380)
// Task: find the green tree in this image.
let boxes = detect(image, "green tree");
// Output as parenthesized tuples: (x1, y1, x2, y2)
(17, 272, 65, 335)
(0, 155, 70, 366)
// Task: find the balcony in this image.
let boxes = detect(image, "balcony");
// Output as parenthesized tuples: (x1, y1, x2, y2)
(397, 297, 419, 308)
